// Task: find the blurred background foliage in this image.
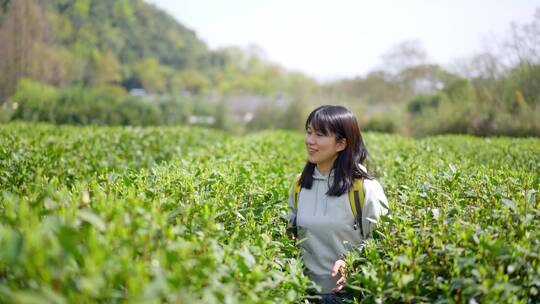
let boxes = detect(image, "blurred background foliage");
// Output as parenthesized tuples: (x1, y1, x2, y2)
(0, 0, 539, 136)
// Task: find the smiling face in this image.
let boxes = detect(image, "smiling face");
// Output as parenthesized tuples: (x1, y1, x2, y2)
(305, 123, 346, 172)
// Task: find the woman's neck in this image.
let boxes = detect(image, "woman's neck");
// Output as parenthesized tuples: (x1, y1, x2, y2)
(316, 156, 337, 175)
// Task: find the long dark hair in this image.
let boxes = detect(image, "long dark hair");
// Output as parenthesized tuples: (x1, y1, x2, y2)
(299, 105, 372, 196)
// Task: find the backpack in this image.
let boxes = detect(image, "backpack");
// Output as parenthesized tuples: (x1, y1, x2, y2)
(291, 174, 365, 236)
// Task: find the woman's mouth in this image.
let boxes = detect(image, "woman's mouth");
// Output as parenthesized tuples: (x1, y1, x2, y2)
(308, 147, 318, 154)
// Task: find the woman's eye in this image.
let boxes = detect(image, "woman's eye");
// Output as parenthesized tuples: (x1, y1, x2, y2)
(306, 129, 323, 137)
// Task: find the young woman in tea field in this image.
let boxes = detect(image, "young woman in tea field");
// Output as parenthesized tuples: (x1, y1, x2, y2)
(288, 105, 389, 303)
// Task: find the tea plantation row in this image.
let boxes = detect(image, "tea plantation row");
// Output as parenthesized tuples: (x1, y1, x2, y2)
(0, 123, 539, 303)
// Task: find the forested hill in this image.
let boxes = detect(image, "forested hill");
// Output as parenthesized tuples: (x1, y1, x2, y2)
(0, 0, 226, 95)
(4, 0, 210, 68)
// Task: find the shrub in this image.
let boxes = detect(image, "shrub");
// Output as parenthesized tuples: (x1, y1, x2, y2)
(364, 113, 398, 133)
(10, 78, 59, 122)
(111, 96, 161, 125)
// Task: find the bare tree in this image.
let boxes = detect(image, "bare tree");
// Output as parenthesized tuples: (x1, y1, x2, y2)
(379, 39, 429, 76)
(451, 52, 507, 80)
(505, 8, 540, 67)
(0, 0, 51, 102)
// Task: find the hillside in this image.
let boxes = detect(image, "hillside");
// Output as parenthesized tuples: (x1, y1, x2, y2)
(0, 0, 221, 95)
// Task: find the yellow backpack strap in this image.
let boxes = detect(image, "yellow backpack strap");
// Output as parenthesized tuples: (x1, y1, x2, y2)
(293, 173, 302, 211)
(348, 178, 364, 235)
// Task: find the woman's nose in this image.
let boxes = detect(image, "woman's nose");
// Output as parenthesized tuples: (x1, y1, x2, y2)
(305, 134, 315, 144)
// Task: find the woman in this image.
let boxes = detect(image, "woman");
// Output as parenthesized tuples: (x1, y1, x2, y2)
(287, 105, 389, 303)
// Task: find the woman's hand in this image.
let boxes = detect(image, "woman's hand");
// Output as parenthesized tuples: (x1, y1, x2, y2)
(286, 223, 297, 240)
(330, 259, 346, 293)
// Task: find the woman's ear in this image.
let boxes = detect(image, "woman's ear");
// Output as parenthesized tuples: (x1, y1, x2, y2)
(336, 138, 347, 152)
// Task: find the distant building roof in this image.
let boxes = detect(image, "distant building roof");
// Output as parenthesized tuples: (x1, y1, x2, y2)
(129, 88, 147, 96)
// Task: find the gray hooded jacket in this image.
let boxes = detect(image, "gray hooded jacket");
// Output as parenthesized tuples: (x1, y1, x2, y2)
(288, 165, 389, 293)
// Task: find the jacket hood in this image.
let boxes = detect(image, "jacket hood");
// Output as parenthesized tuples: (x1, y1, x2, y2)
(313, 166, 334, 180)
(312, 163, 367, 181)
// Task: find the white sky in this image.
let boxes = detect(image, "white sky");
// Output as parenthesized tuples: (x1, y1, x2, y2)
(146, 0, 539, 81)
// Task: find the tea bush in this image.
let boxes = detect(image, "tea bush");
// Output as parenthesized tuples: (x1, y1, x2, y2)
(0, 123, 538, 303)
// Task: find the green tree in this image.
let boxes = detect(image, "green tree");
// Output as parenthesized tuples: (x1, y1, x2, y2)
(175, 69, 209, 95)
(90, 49, 122, 86)
(134, 58, 166, 94)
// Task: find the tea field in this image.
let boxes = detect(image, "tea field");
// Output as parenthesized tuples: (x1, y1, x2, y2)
(0, 122, 539, 303)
